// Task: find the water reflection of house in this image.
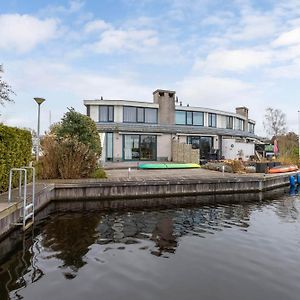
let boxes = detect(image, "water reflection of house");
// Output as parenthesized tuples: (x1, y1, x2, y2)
(151, 217, 177, 256)
(0, 204, 253, 295)
(84, 89, 258, 163)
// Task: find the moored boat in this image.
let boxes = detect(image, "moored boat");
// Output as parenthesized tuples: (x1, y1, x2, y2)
(268, 165, 298, 174)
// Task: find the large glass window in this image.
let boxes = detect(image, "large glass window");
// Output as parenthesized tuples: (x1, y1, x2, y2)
(108, 106, 114, 121)
(123, 106, 137, 122)
(187, 136, 213, 160)
(249, 122, 255, 133)
(193, 112, 204, 126)
(124, 135, 140, 160)
(186, 111, 193, 125)
(123, 135, 157, 160)
(99, 105, 114, 122)
(140, 136, 156, 160)
(236, 118, 244, 131)
(123, 107, 157, 123)
(226, 116, 233, 129)
(176, 110, 204, 126)
(208, 113, 216, 127)
(145, 108, 157, 123)
(137, 107, 144, 123)
(176, 111, 186, 125)
(106, 133, 113, 161)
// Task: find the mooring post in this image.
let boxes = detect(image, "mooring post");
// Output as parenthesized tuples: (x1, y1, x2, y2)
(128, 167, 131, 178)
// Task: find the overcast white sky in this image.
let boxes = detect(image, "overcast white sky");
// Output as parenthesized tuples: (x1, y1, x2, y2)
(1, 0, 300, 136)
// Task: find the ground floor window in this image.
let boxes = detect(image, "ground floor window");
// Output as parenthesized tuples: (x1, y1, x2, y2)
(106, 132, 113, 161)
(123, 135, 157, 160)
(187, 136, 213, 159)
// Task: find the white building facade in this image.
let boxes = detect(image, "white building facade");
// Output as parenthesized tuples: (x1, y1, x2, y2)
(84, 89, 257, 162)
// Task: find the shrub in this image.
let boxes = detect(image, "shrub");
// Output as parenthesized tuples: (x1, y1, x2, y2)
(38, 136, 60, 179)
(91, 167, 107, 179)
(54, 108, 101, 156)
(39, 108, 104, 180)
(39, 136, 99, 179)
(0, 124, 32, 193)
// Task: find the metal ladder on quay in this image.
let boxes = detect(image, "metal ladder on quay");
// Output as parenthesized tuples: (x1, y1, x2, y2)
(8, 166, 35, 231)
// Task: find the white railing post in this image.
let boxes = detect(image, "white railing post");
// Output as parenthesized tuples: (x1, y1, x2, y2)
(7, 167, 35, 230)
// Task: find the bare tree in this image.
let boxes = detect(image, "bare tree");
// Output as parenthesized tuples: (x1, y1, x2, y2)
(0, 64, 15, 107)
(263, 107, 286, 137)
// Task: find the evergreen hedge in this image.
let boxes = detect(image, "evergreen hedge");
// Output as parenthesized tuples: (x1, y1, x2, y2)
(0, 124, 32, 193)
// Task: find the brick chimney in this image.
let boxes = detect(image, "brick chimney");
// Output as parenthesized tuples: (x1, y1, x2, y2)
(235, 107, 249, 119)
(153, 89, 176, 125)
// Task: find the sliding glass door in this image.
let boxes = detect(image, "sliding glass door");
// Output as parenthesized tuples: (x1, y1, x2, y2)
(123, 135, 157, 160)
(187, 136, 213, 159)
(124, 135, 140, 160)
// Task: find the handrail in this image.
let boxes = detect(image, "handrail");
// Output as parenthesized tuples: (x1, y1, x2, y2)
(8, 168, 27, 204)
(8, 167, 35, 230)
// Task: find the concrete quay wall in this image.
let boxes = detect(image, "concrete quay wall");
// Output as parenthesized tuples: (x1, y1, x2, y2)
(0, 173, 295, 239)
(0, 184, 55, 241)
(53, 174, 290, 201)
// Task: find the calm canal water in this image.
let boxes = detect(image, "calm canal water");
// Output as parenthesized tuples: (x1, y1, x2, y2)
(1, 193, 300, 300)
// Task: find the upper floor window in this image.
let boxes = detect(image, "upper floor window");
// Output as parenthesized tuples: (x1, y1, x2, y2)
(145, 108, 157, 123)
(176, 111, 186, 125)
(123, 106, 157, 123)
(99, 105, 114, 122)
(186, 111, 193, 125)
(249, 122, 255, 133)
(236, 118, 244, 131)
(176, 110, 204, 126)
(86, 105, 90, 117)
(226, 116, 233, 129)
(208, 113, 217, 127)
(123, 106, 136, 122)
(193, 112, 204, 126)
(137, 107, 144, 123)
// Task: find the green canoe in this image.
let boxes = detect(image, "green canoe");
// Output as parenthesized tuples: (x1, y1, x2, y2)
(138, 163, 200, 169)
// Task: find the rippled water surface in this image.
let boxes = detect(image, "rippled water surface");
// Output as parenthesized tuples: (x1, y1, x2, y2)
(1, 194, 300, 300)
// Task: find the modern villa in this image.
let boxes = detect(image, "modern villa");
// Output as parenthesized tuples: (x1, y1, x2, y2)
(84, 89, 258, 163)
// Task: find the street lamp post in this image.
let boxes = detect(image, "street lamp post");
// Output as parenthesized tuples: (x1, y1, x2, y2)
(34, 97, 45, 161)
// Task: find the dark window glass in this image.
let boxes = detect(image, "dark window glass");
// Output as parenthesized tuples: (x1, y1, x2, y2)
(145, 108, 157, 123)
(226, 116, 233, 129)
(86, 105, 90, 117)
(176, 111, 186, 125)
(186, 111, 193, 125)
(193, 112, 204, 126)
(99, 106, 114, 122)
(187, 136, 213, 160)
(106, 133, 113, 161)
(208, 113, 216, 127)
(123, 135, 157, 160)
(140, 135, 156, 160)
(123, 106, 137, 122)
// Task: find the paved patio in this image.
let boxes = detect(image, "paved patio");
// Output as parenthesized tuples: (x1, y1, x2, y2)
(105, 167, 265, 180)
